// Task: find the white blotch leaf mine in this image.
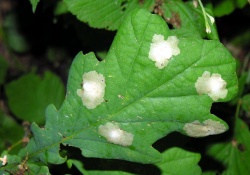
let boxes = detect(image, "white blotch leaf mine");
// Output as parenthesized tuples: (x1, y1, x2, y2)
(183, 119, 227, 137)
(195, 71, 228, 101)
(77, 71, 106, 109)
(98, 122, 134, 146)
(148, 34, 180, 69)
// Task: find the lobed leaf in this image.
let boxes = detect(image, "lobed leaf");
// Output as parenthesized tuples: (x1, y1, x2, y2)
(1, 9, 238, 172)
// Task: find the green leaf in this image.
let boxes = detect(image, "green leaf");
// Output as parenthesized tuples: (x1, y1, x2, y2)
(0, 110, 23, 153)
(67, 159, 88, 174)
(87, 171, 134, 175)
(206, 118, 250, 175)
(54, 1, 69, 16)
(67, 159, 134, 175)
(28, 163, 50, 174)
(63, 0, 155, 30)
(3, 13, 29, 53)
(161, 0, 207, 38)
(213, 0, 248, 17)
(162, 1, 218, 40)
(0, 55, 8, 85)
(156, 147, 202, 175)
(29, 0, 40, 13)
(242, 94, 250, 112)
(0, 153, 50, 174)
(202, 171, 217, 175)
(5, 71, 65, 125)
(5, 9, 237, 169)
(0, 153, 21, 174)
(67, 148, 202, 175)
(230, 29, 250, 48)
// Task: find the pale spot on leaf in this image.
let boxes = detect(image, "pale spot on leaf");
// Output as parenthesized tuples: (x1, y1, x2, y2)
(77, 71, 106, 109)
(98, 122, 134, 146)
(183, 119, 227, 137)
(148, 34, 180, 69)
(195, 71, 228, 101)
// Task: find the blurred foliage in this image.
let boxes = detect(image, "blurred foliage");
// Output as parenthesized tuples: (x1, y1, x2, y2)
(212, 0, 248, 17)
(3, 12, 30, 53)
(0, 55, 8, 85)
(0, 109, 23, 154)
(5, 71, 65, 125)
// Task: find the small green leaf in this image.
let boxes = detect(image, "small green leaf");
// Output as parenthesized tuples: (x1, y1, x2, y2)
(54, 1, 69, 16)
(230, 30, 250, 48)
(156, 147, 202, 175)
(0, 153, 22, 173)
(213, 0, 248, 17)
(28, 163, 50, 174)
(67, 159, 89, 174)
(207, 118, 250, 175)
(162, 1, 219, 40)
(0, 153, 50, 174)
(242, 94, 250, 112)
(67, 159, 135, 175)
(29, 0, 40, 13)
(3, 13, 29, 53)
(0, 110, 23, 153)
(5, 71, 65, 125)
(63, 0, 155, 30)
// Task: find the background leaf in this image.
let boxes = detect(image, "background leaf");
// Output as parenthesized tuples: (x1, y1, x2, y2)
(5, 71, 65, 125)
(156, 147, 202, 175)
(54, 1, 69, 16)
(161, 0, 206, 38)
(242, 94, 250, 112)
(206, 118, 250, 175)
(202, 171, 217, 175)
(212, 0, 248, 17)
(161, 1, 219, 40)
(3, 13, 29, 53)
(63, 0, 155, 30)
(29, 0, 40, 13)
(67, 159, 134, 175)
(0, 55, 8, 85)
(0, 110, 23, 153)
(0, 153, 50, 174)
(67, 147, 201, 175)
